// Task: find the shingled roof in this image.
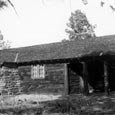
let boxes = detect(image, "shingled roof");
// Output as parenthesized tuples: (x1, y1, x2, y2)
(0, 35, 115, 64)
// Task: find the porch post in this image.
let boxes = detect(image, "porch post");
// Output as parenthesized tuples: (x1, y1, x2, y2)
(64, 63, 69, 95)
(104, 61, 109, 95)
(79, 76, 85, 93)
(82, 62, 89, 95)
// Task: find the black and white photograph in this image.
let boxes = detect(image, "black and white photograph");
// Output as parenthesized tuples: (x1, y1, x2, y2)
(0, 0, 115, 114)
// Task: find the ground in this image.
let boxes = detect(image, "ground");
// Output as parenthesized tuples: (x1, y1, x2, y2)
(0, 92, 115, 114)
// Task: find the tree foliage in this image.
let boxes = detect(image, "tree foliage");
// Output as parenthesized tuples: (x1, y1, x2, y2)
(0, 0, 11, 9)
(41, 0, 115, 12)
(66, 10, 95, 40)
(0, 0, 17, 15)
(0, 0, 15, 50)
(0, 31, 10, 50)
(82, 0, 115, 12)
(0, 1, 7, 9)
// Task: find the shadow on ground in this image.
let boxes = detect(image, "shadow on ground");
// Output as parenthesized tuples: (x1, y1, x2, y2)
(1, 92, 115, 114)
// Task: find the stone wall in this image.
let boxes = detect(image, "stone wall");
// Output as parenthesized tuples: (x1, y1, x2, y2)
(0, 67, 22, 95)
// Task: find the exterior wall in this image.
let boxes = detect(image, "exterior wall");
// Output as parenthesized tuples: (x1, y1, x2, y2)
(18, 64, 65, 94)
(0, 67, 22, 95)
(0, 63, 81, 95)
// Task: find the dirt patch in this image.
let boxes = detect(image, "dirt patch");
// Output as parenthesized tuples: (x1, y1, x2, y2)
(0, 94, 61, 108)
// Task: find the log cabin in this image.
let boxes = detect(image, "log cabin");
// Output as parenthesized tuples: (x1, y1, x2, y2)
(0, 35, 115, 96)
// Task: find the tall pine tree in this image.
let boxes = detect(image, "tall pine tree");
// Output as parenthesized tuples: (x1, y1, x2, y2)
(66, 10, 95, 40)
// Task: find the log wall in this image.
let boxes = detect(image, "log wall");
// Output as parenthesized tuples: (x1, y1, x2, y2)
(0, 63, 81, 95)
(18, 64, 65, 94)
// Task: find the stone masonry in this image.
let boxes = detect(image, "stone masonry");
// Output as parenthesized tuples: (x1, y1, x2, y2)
(0, 67, 22, 95)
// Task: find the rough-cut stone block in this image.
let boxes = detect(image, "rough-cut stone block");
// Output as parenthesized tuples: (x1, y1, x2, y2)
(0, 67, 22, 95)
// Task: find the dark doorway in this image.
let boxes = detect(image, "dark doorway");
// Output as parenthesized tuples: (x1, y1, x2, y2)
(108, 62, 115, 91)
(68, 59, 106, 94)
(87, 60, 104, 92)
(68, 61, 82, 94)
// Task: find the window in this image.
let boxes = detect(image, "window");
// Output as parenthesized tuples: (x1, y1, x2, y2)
(31, 64, 45, 79)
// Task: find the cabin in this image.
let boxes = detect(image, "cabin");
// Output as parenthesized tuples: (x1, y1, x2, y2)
(0, 35, 115, 96)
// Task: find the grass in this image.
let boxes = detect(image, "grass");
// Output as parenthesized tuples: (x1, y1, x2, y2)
(1, 92, 115, 114)
(43, 92, 115, 115)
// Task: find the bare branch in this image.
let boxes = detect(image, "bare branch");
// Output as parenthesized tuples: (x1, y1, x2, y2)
(110, 5, 115, 11)
(7, 0, 18, 16)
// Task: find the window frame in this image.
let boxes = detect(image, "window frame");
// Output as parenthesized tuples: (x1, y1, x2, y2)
(31, 64, 45, 79)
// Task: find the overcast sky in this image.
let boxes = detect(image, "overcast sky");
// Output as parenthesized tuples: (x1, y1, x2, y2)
(0, 0, 115, 48)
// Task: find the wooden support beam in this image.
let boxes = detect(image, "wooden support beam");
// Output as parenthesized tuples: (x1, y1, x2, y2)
(82, 62, 89, 95)
(79, 76, 84, 93)
(104, 61, 109, 95)
(64, 63, 69, 95)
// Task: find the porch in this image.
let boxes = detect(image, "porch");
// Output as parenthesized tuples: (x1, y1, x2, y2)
(64, 55, 115, 96)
